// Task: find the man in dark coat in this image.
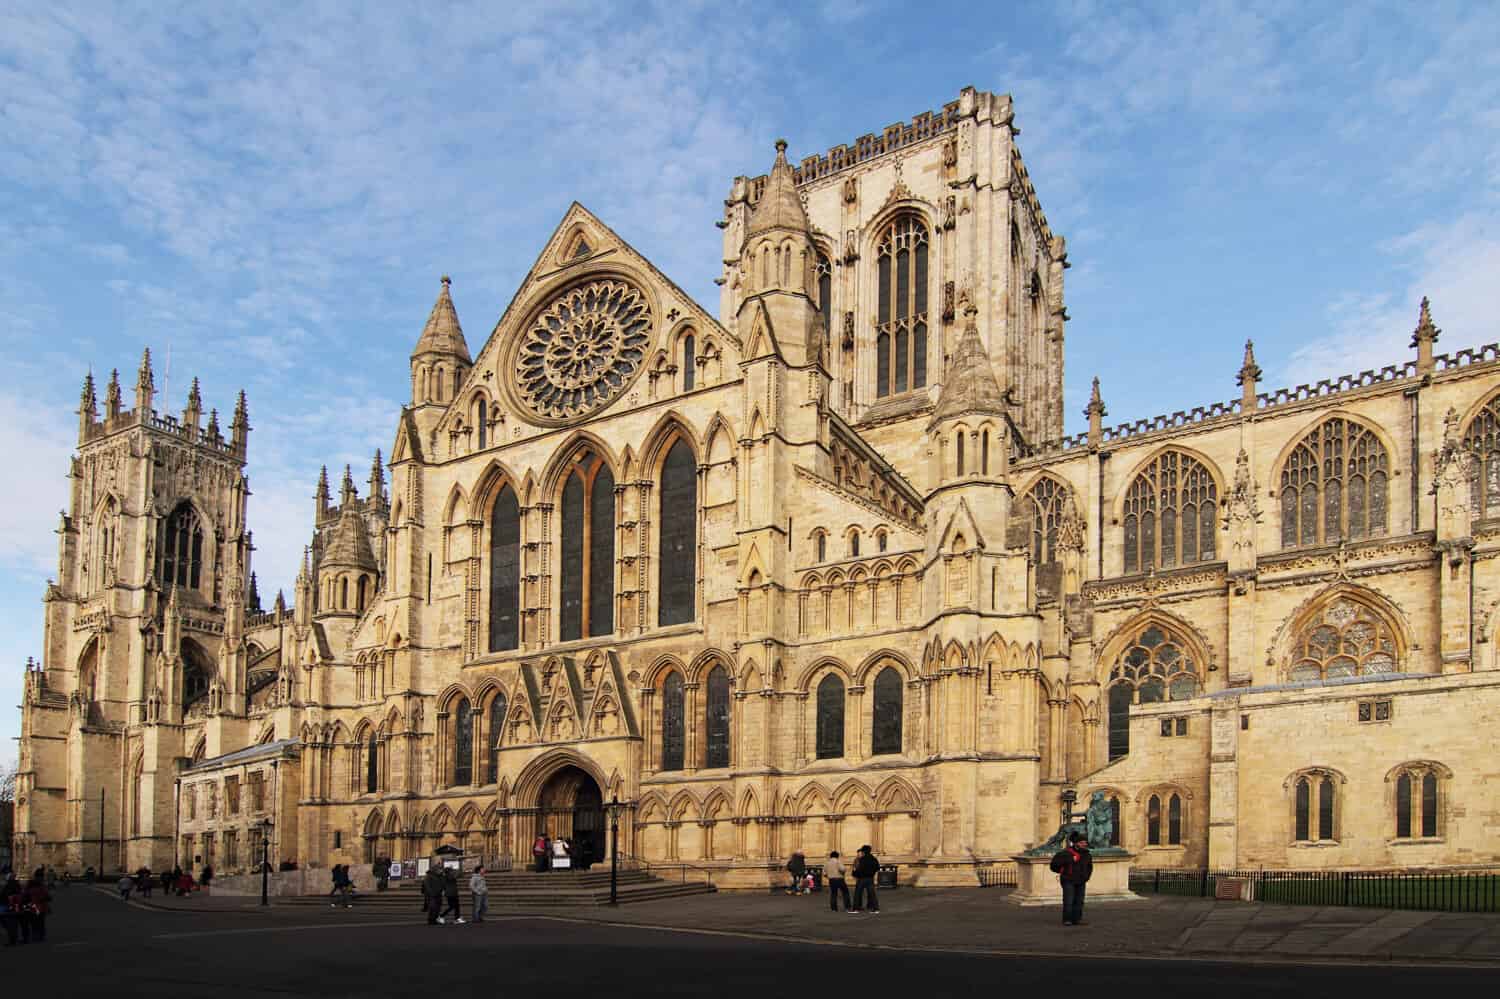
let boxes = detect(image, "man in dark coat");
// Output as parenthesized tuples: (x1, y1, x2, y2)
(850, 845, 881, 913)
(422, 864, 446, 925)
(785, 851, 806, 895)
(1050, 831, 1094, 926)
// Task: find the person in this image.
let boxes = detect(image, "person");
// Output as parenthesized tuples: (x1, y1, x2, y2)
(785, 851, 806, 895)
(469, 866, 488, 923)
(1050, 831, 1093, 926)
(162, 867, 176, 896)
(1, 871, 23, 946)
(117, 872, 134, 900)
(533, 834, 549, 873)
(441, 866, 464, 924)
(200, 864, 214, 889)
(850, 845, 880, 914)
(376, 857, 390, 892)
(175, 869, 194, 897)
(328, 864, 344, 902)
(825, 851, 851, 913)
(24, 873, 50, 942)
(136, 867, 153, 898)
(422, 863, 446, 925)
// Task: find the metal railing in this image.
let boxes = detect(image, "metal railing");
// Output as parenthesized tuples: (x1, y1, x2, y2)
(1131, 867, 1500, 913)
(978, 863, 1019, 888)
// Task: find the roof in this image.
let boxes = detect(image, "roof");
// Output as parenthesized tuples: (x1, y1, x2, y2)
(184, 738, 300, 773)
(321, 506, 376, 570)
(412, 275, 472, 362)
(931, 312, 1006, 425)
(745, 140, 810, 239)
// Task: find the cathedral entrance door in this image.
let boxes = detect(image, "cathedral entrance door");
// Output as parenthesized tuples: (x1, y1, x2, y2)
(536, 765, 605, 868)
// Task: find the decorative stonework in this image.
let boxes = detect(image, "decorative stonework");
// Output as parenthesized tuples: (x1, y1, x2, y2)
(516, 280, 652, 423)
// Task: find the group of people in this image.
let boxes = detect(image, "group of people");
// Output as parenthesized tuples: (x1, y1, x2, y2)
(1, 868, 52, 946)
(531, 833, 593, 872)
(786, 846, 884, 914)
(421, 863, 489, 924)
(327, 864, 357, 908)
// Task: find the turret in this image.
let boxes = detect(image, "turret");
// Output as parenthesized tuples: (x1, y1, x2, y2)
(928, 304, 1009, 488)
(316, 466, 331, 522)
(134, 347, 155, 417)
(410, 275, 471, 407)
(367, 449, 386, 507)
(105, 369, 122, 420)
(206, 408, 220, 442)
(734, 141, 822, 369)
(317, 505, 378, 617)
(340, 464, 356, 506)
(183, 377, 203, 433)
(78, 372, 97, 442)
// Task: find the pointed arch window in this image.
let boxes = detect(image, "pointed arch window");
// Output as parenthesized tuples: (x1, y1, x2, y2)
(874, 216, 929, 397)
(1107, 795, 1121, 847)
(876, 530, 887, 553)
(158, 502, 204, 590)
(704, 665, 731, 769)
(560, 451, 615, 641)
(682, 333, 696, 391)
(981, 430, 991, 474)
(816, 532, 827, 563)
(488, 484, 521, 652)
(452, 698, 473, 787)
(1009, 477, 1074, 596)
(181, 640, 212, 708)
(849, 532, 860, 558)
(1147, 795, 1162, 845)
(1280, 418, 1389, 548)
(1287, 597, 1400, 682)
(340, 577, 349, 609)
(658, 439, 697, 626)
(955, 432, 965, 475)
(476, 398, 487, 449)
(816, 673, 845, 759)
(366, 732, 379, 794)
(487, 692, 507, 784)
(1123, 451, 1218, 574)
(1294, 773, 1336, 841)
(815, 252, 833, 358)
(1106, 623, 1201, 761)
(871, 666, 903, 756)
(1168, 793, 1183, 845)
(1393, 765, 1442, 839)
(1463, 395, 1500, 518)
(660, 671, 685, 771)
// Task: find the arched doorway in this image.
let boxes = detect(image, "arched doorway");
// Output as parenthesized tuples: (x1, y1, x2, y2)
(537, 765, 604, 868)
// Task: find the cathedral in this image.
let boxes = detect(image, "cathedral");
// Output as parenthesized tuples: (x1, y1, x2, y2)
(14, 86, 1500, 886)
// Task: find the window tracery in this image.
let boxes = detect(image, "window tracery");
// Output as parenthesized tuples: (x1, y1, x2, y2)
(488, 484, 521, 653)
(1010, 477, 1074, 595)
(704, 666, 731, 769)
(660, 671, 685, 771)
(452, 698, 473, 787)
(1463, 394, 1500, 518)
(1287, 597, 1399, 682)
(487, 693, 507, 784)
(658, 438, 697, 626)
(1393, 764, 1443, 839)
(1293, 772, 1337, 842)
(1280, 417, 1390, 547)
(1106, 623, 1201, 761)
(1123, 452, 1218, 574)
(560, 451, 615, 642)
(871, 666, 903, 755)
(816, 673, 845, 759)
(158, 502, 204, 590)
(516, 279, 652, 422)
(874, 216, 928, 398)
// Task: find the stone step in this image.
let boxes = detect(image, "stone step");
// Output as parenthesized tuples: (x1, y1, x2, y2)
(293, 872, 715, 908)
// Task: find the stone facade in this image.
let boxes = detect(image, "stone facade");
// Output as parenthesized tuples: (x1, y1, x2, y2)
(13, 86, 1500, 884)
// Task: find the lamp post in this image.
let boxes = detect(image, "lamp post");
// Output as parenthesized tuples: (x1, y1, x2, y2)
(603, 797, 629, 907)
(259, 817, 273, 906)
(1060, 788, 1077, 829)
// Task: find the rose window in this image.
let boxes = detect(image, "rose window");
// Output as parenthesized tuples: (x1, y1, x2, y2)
(516, 280, 652, 421)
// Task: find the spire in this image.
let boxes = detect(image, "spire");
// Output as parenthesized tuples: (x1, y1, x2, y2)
(78, 372, 97, 441)
(231, 389, 249, 452)
(206, 408, 220, 440)
(931, 305, 1006, 426)
(316, 465, 331, 520)
(1412, 296, 1440, 374)
(247, 571, 262, 613)
(745, 139, 811, 239)
(368, 448, 386, 504)
(412, 274, 472, 363)
(341, 463, 356, 505)
(274, 589, 286, 615)
(1085, 376, 1107, 446)
(322, 503, 378, 571)
(105, 369, 122, 419)
(1237, 340, 1261, 412)
(134, 347, 155, 415)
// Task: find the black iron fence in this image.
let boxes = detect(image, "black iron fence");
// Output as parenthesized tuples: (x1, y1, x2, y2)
(978, 863, 1018, 888)
(1130, 867, 1500, 913)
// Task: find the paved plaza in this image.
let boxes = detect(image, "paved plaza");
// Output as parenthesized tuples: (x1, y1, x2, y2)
(6, 882, 1500, 995)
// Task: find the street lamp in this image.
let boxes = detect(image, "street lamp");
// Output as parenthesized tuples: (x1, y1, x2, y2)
(259, 817, 274, 907)
(603, 797, 631, 907)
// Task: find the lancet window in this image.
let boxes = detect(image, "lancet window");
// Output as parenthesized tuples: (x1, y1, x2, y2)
(704, 665, 731, 769)
(1394, 766, 1441, 840)
(487, 692, 507, 784)
(871, 666, 903, 756)
(658, 439, 698, 626)
(366, 733, 378, 794)
(1294, 773, 1337, 842)
(1122, 452, 1218, 574)
(559, 451, 615, 642)
(1279, 417, 1389, 548)
(816, 673, 845, 759)
(452, 698, 473, 787)
(874, 216, 929, 398)
(488, 484, 521, 653)
(158, 502, 204, 590)
(660, 671, 685, 771)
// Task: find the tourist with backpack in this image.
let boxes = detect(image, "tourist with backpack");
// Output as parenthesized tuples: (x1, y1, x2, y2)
(850, 845, 880, 914)
(1050, 831, 1093, 926)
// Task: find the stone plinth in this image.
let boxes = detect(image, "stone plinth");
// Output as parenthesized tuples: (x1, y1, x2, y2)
(1004, 850, 1141, 906)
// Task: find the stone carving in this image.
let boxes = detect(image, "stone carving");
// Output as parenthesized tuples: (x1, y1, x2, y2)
(516, 279, 652, 422)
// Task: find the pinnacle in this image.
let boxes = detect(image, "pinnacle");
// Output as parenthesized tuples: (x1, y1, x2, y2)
(413, 274, 471, 363)
(745, 140, 810, 239)
(1085, 376, 1107, 417)
(1237, 339, 1262, 385)
(931, 309, 1005, 425)
(1411, 295, 1440, 345)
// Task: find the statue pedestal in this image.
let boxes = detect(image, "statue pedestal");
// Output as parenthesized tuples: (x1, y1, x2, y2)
(1004, 850, 1141, 906)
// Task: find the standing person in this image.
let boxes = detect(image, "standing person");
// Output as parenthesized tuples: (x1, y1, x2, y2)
(162, 868, 175, 896)
(850, 845, 881, 914)
(1050, 831, 1093, 926)
(117, 872, 134, 900)
(328, 864, 344, 902)
(136, 867, 153, 898)
(469, 866, 488, 924)
(1, 872, 23, 946)
(824, 851, 851, 913)
(533, 833, 549, 873)
(785, 851, 806, 895)
(422, 863, 446, 925)
(24, 873, 50, 942)
(441, 866, 464, 924)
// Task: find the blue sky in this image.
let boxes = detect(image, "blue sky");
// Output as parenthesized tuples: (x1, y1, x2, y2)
(2, 1, 1498, 761)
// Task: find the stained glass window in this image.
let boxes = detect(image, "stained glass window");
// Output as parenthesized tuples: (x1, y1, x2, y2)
(1464, 394, 1500, 518)
(1280, 418, 1390, 548)
(487, 693, 507, 784)
(158, 503, 203, 590)
(589, 464, 615, 637)
(1123, 452, 1218, 573)
(452, 698, 473, 787)
(874, 217, 928, 397)
(1317, 777, 1334, 840)
(1108, 796, 1121, 847)
(1295, 778, 1311, 841)
(658, 440, 697, 626)
(871, 666, 903, 756)
(1107, 683, 1132, 761)
(1287, 597, 1399, 682)
(1008, 477, 1074, 596)
(1396, 773, 1412, 838)
(1147, 795, 1161, 845)
(560, 452, 615, 642)
(1107, 623, 1201, 760)
(488, 485, 521, 652)
(1421, 772, 1438, 838)
(704, 666, 731, 769)
(1168, 794, 1182, 845)
(682, 333, 696, 391)
(366, 733, 378, 794)
(560, 473, 585, 641)
(816, 673, 845, 759)
(660, 672, 685, 771)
